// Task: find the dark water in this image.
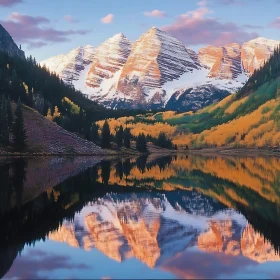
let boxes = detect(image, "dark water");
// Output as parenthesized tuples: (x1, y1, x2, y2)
(1, 154, 280, 279)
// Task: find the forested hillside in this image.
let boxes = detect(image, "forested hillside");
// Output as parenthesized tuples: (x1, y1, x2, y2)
(0, 51, 161, 142)
(100, 46, 280, 150)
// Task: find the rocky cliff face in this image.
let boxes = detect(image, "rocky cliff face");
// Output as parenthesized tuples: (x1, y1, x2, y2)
(165, 84, 230, 111)
(48, 191, 280, 268)
(0, 24, 25, 59)
(41, 45, 95, 83)
(113, 27, 199, 107)
(198, 221, 280, 263)
(198, 43, 243, 80)
(85, 33, 132, 91)
(241, 37, 280, 75)
(40, 30, 280, 110)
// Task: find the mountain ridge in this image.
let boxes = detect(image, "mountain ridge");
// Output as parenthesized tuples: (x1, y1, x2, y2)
(41, 28, 279, 111)
(0, 24, 25, 59)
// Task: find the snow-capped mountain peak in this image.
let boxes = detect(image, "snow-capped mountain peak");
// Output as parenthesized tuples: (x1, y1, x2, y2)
(40, 29, 280, 110)
(40, 45, 96, 83)
(85, 33, 132, 90)
(241, 37, 279, 74)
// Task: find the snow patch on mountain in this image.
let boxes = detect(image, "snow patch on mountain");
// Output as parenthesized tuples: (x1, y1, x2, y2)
(40, 31, 279, 110)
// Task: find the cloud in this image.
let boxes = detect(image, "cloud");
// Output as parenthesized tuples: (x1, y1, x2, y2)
(144, 10, 167, 18)
(0, 12, 90, 49)
(8, 12, 50, 25)
(161, 250, 257, 279)
(162, 1, 258, 46)
(100, 14, 114, 24)
(64, 15, 79, 23)
(0, 0, 22, 6)
(243, 24, 263, 29)
(4, 249, 90, 279)
(269, 17, 280, 29)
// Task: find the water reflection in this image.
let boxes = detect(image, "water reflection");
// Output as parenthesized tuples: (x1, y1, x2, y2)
(2, 155, 280, 279)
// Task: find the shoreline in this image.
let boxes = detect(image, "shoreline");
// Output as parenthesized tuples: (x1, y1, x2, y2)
(187, 147, 280, 157)
(1, 147, 280, 158)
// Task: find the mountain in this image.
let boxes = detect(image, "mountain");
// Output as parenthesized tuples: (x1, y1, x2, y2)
(198, 43, 243, 80)
(41, 28, 280, 110)
(165, 85, 230, 111)
(0, 24, 25, 59)
(85, 33, 132, 96)
(241, 37, 280, 75)
(48, 191, 280, 268)
(114, 45, 280, 149)
(113, 27, 200, 109)
(40, 45, 96, 83)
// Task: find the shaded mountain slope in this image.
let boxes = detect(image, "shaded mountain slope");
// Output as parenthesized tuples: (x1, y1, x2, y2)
(0, 104, 103, 155)
(0, 24, 24, 59)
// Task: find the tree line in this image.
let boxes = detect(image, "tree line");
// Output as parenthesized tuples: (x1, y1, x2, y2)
(0, 50, 167, 146)
(237, 45, 280, 98)
(0, 96, 26, 151)
(96, 121, 177, 153)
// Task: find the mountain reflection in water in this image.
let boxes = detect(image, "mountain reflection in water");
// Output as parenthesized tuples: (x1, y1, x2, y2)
(1, 154, 280, 279)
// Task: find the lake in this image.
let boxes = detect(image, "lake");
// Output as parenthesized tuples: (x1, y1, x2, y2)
(1, 154, 280, 279)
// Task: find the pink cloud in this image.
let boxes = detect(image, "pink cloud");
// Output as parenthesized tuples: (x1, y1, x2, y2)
(269, 17, 280, 29)
(64, 15, 79, 24)
(144, 10, 167, 18)
(100, 14, 114, 24)
(162, 2, 258, 46)
(0, 12, 90, 49)
(0, 0, 22, 6)
(8, 12, 50, 25)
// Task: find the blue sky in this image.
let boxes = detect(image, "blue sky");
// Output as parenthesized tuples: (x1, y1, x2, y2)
(0, 0, 280, 61)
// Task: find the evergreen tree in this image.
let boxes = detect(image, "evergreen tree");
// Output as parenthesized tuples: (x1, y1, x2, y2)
(136, 133, 147, 153)
(115, 125, 124, 148)
(89, 123, 99, 144)
(155, 132, 173, 149)
(79, 108, 84, 133)
(101, 120, 111, 149)
(12, 98, 27, 151)
(123, 128, 131, 148)
(0, 96, 9, 146)
(7, 96, 13, 129)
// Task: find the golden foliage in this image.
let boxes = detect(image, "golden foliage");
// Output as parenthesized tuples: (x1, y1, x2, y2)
(97, 117, 176, 138)
(96, 155, 280, 205)
(46, 108, 53, 121)
(174, 98, 280, 148)
(225, 96, 249, 114)
(62, 97, 80, 114)
(207, 94, 234, 113)
(22, 82, 29, 94)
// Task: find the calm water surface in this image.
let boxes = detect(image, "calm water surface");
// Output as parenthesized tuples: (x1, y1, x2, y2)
(1, 155, 280, 279)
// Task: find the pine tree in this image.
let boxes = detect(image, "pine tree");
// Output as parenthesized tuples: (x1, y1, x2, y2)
(0, 96, 9, 146)
(7, 96, 13, 129)
(79, 108, 84, 133)
(12, 98, 27, 151)
(155, 132, 173, 149)
(123, 128, 131, 148)
(115, 125, 124, 148)
(101, 120, 111, 149)
(136, 133, 147, 153)
(89, 123, 99, 144)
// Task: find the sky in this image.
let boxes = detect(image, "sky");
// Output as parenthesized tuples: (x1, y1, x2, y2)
(0, 0, 280, 61)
